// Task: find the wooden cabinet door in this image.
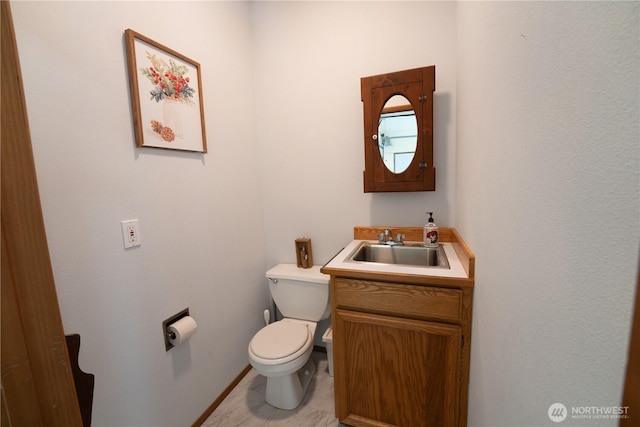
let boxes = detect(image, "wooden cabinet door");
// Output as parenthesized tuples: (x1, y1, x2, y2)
(361, 66, 436, 193)
(334, 309, 461, 427)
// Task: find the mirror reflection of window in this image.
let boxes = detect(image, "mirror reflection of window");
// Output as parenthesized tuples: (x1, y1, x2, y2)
(394, 151, 414, 172)
(378, 95, 417, 174)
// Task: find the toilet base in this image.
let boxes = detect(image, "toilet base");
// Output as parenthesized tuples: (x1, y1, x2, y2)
(265, 358, 316, 410)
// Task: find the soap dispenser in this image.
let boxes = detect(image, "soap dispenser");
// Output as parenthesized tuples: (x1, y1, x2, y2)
(423, 212, 439, 247)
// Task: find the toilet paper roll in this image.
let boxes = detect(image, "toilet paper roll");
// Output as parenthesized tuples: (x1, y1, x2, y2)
(168, 316, 198, 346)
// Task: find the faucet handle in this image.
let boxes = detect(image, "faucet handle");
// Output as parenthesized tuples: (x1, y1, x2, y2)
(377, 232, 385, 243)
(397, 233, 405, 243)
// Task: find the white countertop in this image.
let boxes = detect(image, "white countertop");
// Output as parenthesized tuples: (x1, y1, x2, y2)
(324, 240, 469, 279)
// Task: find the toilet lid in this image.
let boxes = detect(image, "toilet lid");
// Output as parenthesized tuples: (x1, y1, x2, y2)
(250, 322, 309, 360)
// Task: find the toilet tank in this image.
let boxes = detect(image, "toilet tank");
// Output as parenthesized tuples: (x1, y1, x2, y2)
(266, 264, 330, 322)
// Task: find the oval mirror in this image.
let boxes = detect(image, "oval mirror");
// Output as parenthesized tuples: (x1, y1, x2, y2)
(377, 94, 417, 174)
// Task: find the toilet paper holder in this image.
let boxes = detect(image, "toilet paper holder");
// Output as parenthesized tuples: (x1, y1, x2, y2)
(162, 307, 190, 351)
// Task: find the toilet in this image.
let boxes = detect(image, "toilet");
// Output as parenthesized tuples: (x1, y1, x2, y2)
(248, 264, 330, 410)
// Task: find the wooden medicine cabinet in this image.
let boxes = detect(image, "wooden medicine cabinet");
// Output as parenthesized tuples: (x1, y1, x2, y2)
(361, 66, 436, 192)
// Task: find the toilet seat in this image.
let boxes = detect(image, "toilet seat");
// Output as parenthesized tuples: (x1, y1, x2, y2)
(251, 321, 308, 359)
(249, 320, 312, 366)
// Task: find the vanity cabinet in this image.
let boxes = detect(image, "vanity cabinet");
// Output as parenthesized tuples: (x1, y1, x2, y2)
(323, 227, 474, 427)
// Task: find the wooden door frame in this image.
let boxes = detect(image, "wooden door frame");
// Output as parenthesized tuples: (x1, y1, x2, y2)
(620, 258, 640, 426)
(1, 1, 82, 425)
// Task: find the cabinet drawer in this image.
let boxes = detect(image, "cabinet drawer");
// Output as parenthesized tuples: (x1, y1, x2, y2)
(334, 278, 462, 323)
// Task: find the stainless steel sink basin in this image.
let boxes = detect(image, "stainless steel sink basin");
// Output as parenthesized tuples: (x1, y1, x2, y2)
(346, 242, 450, 269)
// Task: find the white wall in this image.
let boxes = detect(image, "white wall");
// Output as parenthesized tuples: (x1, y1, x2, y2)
(456, 2, 639, 426)
(12, 2, 268, 426)
(251, 1, 458, 267)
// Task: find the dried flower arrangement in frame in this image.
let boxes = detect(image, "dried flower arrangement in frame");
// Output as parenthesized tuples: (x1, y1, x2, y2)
(125, 29, 207, 153)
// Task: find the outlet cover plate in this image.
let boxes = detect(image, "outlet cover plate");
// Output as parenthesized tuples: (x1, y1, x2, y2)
(121, 219, 141, 248)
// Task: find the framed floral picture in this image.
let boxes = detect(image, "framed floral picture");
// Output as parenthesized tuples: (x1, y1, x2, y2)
(125, 29, 207, 153)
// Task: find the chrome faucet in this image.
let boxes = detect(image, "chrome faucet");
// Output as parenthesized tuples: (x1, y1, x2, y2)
(377, 229, 405, 246)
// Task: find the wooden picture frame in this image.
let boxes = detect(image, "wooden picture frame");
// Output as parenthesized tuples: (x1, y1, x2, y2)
(125, 29, 207, 153)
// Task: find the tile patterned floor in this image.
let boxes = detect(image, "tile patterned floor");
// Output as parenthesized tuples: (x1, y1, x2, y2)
(202, 352, 347, 427)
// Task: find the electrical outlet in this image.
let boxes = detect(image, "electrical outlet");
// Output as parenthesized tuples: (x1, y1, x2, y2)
(121, 219, 141, 248)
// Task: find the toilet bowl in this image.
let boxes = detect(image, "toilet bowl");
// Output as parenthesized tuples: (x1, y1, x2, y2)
(247, 264, 330, 410)
(248, 319, 317, 409)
